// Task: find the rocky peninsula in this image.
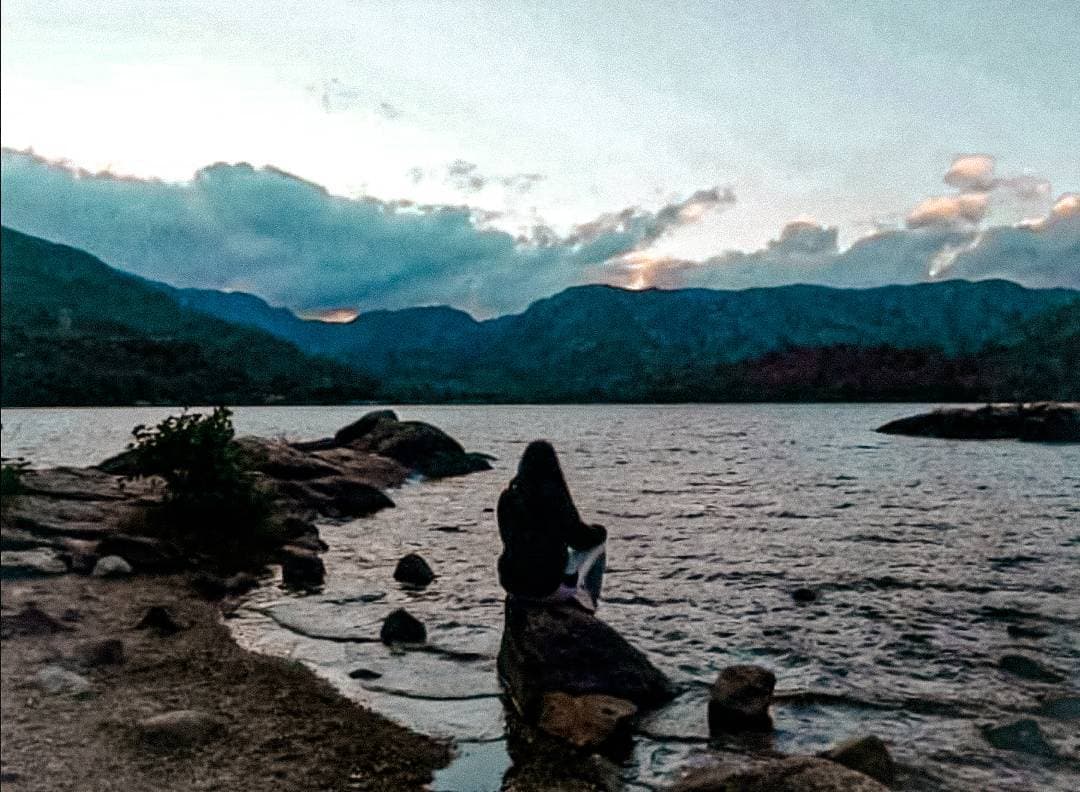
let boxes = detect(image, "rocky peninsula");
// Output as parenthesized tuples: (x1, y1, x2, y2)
(1, 410, 489, 791)
(876, 402, 1080, 442)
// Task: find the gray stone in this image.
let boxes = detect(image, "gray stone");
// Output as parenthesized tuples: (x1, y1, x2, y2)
(280, 546, 325, 589)
(998, 654, 1064, 683)
(982, 718, 1056, 757)
(380, 608, 426, 644)
(818, 735, 895, 785)
(34, 665, 92, 696)
(92, 555, 133, 577)
(137, 709, 226, 748)
(95, 534, 182, 573)
(709, 665, 776, 733)
(393, 553, 435, 587)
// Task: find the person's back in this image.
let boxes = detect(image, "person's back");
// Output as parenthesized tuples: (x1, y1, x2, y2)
(496, 440, 606, 609)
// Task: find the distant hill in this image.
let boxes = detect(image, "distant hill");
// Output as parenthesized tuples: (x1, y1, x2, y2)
(1, 227, 376, 406)
(166, 278, 1080, 402)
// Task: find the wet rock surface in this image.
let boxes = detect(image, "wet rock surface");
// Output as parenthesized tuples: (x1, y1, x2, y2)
(536, 692, 638, 750)
(670, 756, 891, 792)
(498, 598, 675, 719)
(877, 402, 1080, 442)
(709, 665, 776, 733)
(818, 735, 895, 785)
(380, 608, 427, 644)
(393, 552, 435, 587)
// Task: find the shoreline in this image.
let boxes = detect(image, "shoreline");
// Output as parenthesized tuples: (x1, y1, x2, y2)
(1, 572, 452, 791)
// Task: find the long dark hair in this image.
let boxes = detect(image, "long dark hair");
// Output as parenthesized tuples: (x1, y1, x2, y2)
(513, 440, 582, 528)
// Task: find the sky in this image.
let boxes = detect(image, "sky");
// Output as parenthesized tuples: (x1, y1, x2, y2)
(1, 0, 1078, 317)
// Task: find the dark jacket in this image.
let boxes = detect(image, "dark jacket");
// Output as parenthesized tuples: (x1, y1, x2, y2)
(496, 441, 606, 598)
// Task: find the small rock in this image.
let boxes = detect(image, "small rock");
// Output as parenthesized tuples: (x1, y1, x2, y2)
(135, 605, 185, 635)
(1035, 695, 1080, 720)
(1, 605, 73, 638)
(1, 548, 68, 577)
(999, 654, 1064, 683)
(393, 553, 435, 587)
(95, 535, 183, 573)
(77, 638, 125, 667)
(138, 709, 226, 748)
(380, 608, 426, 644)
(1007, 624, 1049, 639)
(92, 555, 133, 578)
(982, 718, 1056, 757)
(791, 587, 817, 603)
(348, 668, 382, 680)
(537, 692, 637, 749)
(34, 665, 92, 696)
(818, 735, 895, 785)
(709, 665, 776, 733)
(280, 546, 325, 589)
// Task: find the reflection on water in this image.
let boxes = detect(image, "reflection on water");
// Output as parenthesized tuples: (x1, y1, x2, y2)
(5, 404, 1079, 791)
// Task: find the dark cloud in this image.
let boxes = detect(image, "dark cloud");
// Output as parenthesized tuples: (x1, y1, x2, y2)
(0, 149, 722, 316)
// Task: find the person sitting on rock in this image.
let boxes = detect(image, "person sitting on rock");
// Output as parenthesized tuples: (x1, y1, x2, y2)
(496, 440, 607, 612)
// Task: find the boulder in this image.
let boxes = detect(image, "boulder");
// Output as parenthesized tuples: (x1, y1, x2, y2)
(280, 546, 325, 589)
(334, 409, 400, 446)
(135, 605, 185, 635)
(276, 477, 394, 519)
(234, 436, 343, 480)
(876, 402, 1080, 442)
(1, 548, 68, 577)
(791, 587, 817, 603)
(92, 555, 133, 578)
(393, 553, 435, 587)
(498, 599, 675, 721)
(380, 608, 426, 644)
(537, 692, 637, 749)
(94, 534, 183, 573)
(708, 665, 776, 733)
(818, 735, 895, 785)
(137, 709, 226, 748)
(34, 665, 92, 697)
(998, 654, 1064, 683)
(344, 416, 493, 478)
(670, 757, 890, 792)
(1, 605, 72, 638)
(982, 718, 1056, 757)
(76, 638, 125, 667)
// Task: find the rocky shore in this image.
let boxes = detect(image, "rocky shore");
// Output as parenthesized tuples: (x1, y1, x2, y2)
(876, 402, 1080, 442)
(1, 410, 490, 791)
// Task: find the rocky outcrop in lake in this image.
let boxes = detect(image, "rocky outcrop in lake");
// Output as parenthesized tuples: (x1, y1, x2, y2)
(876, 402, 1080, 442)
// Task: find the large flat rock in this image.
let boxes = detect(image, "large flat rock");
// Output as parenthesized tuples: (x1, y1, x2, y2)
(877, 402, 1080, 442)
(498, 598, 675, 720)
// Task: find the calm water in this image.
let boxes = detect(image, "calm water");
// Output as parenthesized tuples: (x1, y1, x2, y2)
(4, 405, 1078, 791)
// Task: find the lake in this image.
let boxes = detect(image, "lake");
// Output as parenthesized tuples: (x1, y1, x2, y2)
(4, 404, 1078, 791)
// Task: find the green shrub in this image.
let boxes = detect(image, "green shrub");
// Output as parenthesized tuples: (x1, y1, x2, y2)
(126, 407, 279, 568)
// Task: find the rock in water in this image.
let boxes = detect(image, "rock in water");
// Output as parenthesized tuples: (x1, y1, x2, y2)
(92, 555, 133, 578)
(393, 553, 435, 587)
(380, 608, 426, 644)
(982, 719, 1056, 757)
(342, 413, 492, 478)
(670, 757, 890, 792)
(280, 546, 325, 589)
(998, 654, 1064, 683)
(334, 409, 400, 446)
(537, 692, 638, 749)
(876, 402, 1080, 442)
(709, 665, 776, 733)
(498, 599, 674, 721)
(818, 735, 895, 785)
(137, 709, 226, 748)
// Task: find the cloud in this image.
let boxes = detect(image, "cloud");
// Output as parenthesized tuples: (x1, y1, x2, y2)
(0, 149, 724, 317)
(906, 192, 989, 228)
(944, 154, 996, 191)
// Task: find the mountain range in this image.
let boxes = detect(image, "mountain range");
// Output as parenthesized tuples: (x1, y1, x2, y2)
(3, 225, 1078, 405)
